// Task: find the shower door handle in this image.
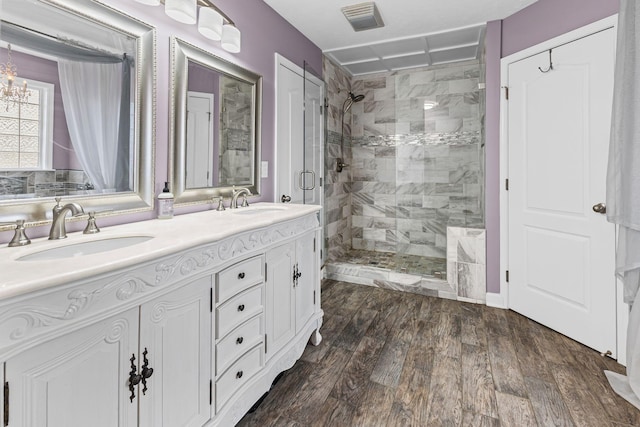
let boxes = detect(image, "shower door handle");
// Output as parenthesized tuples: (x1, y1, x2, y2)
(299, 171, 316, 191)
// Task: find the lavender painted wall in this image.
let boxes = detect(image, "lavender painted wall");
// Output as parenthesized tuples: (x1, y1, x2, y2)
(485, 0, 619, 294)
(2, 48, 80, 171)
(0, 0, 321, 242)
(502, 0, 619, 57)
(484, 21, 502, 294)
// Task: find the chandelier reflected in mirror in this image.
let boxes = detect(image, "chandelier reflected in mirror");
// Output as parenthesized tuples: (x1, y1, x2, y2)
(1, 44, 31, 112)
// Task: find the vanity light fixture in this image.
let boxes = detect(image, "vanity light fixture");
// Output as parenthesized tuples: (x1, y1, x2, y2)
(0, 44, 31, 112)
(221, 24, 241, 53)
(165, 0, 197, 25)
(134, 0, 241, 53)
(198, 7, 224, 41)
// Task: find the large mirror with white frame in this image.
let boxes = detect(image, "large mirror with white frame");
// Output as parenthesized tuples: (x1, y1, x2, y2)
(169, 37, 261, 205)
(0, 0, 155, 229)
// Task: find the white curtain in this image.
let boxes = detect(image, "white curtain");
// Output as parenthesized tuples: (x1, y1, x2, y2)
(604, 0, 640, 409)
(58, 60, 122, 192)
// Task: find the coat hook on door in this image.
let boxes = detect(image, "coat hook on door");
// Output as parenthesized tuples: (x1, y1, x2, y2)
(538, 49, 554, 73)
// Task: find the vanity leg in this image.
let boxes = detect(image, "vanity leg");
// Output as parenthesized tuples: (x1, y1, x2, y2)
(310, 329, 322, 346)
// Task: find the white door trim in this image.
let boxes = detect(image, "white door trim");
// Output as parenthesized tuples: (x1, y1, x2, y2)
(498, 15, 626, 363)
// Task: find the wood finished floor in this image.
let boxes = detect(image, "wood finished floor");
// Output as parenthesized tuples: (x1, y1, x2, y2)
(238, 280, 639, 427)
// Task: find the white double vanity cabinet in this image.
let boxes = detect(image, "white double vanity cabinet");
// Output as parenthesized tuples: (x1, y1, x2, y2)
(0, 204, 323, 427)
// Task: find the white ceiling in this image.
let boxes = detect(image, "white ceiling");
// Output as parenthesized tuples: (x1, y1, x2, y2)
(264, 0, 538, 76)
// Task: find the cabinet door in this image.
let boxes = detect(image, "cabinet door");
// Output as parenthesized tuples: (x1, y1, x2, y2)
(265, 242, 296, 359)
(5, 309, 139, 427)
(295, 231, 317, 333)
(139, 276, 212, 427)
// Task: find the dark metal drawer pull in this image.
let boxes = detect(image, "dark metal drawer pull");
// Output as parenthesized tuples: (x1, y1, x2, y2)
(236, 370, 243, 379)
(236, 336, 244, 345)
(237, 304, 245, 312)
(238, 272, 245, 279)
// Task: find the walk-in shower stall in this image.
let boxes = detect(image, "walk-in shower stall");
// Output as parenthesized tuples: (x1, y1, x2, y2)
(323, 57, 486, 299)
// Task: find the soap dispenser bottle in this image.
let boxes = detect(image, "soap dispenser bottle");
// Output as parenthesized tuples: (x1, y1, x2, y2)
(157, 182, 174, 219)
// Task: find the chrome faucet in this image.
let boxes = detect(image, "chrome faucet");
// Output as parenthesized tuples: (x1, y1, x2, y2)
(230, 188, 251, 209)
(49, 197, 85, 240)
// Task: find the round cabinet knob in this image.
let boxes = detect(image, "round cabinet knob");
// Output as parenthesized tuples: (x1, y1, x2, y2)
(237, 304, 245, 312)
(236, 370, 244, 379)
(281, 194, 291, 203)
(238, 272, 245, 279)
(236, 336, 244, 345)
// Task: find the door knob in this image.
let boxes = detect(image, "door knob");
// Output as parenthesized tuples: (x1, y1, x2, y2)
(281, 194, 291, 203)
(592, 203, 606, 214)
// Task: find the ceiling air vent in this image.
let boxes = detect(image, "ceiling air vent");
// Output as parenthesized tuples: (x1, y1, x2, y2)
(341, 2, 384, 32)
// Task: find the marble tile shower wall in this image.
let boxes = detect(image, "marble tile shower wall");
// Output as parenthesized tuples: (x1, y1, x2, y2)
(323, 56, 354, 261)
(350, 60, 485, 259)
(0, 169, 91, 199)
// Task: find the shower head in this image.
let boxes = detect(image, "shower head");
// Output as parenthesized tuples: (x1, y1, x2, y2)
(350, 92, 365, 102)
(342, 91, 365, 113)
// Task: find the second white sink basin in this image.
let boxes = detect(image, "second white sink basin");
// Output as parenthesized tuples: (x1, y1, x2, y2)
(231, 206, 288, 215)
(18, 236, 154, 261)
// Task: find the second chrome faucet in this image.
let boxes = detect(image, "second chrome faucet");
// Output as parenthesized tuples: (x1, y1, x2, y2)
(230, 187, 251, 209)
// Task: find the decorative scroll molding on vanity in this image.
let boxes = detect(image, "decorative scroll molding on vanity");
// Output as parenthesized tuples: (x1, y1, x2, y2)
(0, 203, 323, 427)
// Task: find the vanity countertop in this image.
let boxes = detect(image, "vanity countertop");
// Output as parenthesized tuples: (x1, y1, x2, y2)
(0, 203, 321, 300)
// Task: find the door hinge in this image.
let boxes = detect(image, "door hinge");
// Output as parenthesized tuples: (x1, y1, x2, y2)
(313, 290, 316, 305)
(506, 270, 509, 283)
(319, 177, 323, 187)
(505, 179, 509, 191)
(265, 263, 268, 281)
(265, 334, 268, 354)
(313, 238, 316, 253)
(210, 288, 213, 313)
(503, 86, 509, 100)
(320, 105, 323, 115)
(209, 379, 212, 405)
(4, 381, 8, 427)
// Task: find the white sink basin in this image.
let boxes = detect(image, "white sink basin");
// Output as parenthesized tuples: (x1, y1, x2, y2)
(17, 236, 154, 261)
(231, 206, 288, 215)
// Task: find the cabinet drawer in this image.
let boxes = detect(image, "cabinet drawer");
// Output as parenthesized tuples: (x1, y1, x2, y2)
(217, 255, 264, 303)
(216, 285, 263, 338)
(216, 315, 263, 375)
(216, 344, 263, 410)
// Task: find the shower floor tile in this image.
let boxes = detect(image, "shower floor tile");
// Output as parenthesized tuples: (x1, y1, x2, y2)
(340, 249, 446, 278)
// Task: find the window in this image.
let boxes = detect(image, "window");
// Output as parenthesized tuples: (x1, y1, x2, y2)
(0, 79, 54, 170)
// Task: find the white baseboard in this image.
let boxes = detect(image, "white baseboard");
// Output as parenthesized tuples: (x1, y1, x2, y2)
(485, 292, 507, 309)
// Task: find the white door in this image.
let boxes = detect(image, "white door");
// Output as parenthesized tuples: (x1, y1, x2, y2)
(275, 55, 324, 206)
(276, 61, 304, 204)
(507, 27, 616, 354)
(186, 91, 214, 188)
(138, 276, 211, 427)
(6, 309, 139, 427)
